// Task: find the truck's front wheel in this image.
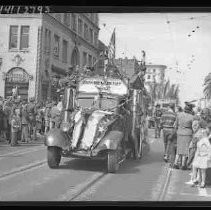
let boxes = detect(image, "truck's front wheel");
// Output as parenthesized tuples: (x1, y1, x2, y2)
(47, 146, 62, 169)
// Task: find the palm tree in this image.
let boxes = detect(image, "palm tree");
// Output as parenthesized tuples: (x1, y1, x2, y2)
(162, 79, 170, 98)
(203, 72, 211, 99)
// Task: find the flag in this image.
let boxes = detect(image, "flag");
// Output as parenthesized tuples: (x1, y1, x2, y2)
(108, 28, 116, 62)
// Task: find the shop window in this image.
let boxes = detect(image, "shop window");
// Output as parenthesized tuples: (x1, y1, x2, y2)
(9, 25, 18, 49)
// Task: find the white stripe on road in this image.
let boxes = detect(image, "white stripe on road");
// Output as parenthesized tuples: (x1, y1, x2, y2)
(158, 167, 173, 201)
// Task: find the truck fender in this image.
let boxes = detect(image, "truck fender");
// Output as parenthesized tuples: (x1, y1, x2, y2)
(44, 128, 70, 149)
(96, 130, 124, 151)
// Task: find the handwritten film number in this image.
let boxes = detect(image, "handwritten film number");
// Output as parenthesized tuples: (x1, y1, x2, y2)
(0, 6, 50, 14)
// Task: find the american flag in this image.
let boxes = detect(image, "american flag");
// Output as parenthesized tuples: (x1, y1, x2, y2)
(108, 28, 116, 62)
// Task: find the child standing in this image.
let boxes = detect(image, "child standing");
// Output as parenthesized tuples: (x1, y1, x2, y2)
(10, 108, 21, 146)
(191, 122, 211, 188)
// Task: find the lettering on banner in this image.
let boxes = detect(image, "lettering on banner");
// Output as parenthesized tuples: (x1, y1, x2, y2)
(0, 6, 51, 14)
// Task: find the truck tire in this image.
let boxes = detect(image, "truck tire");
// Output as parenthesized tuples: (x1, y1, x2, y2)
(47, 146, 62, 169)
(107, 150, 119, 173)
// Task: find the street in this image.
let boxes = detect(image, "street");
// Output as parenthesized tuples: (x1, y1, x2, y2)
(0, 129, 211, 202)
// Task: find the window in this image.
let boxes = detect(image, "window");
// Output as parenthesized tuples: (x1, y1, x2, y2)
(63, 13, 70, 26)
(84, 23, 88, 40)
(89, 28, 93, 44)
(47, 30, 51, 54)
(71, 13, 77, 32)
(9, 26, 18, 49)
(62, 40, 68, 63)
(44, 28, 51, 54)
(147, 75, 151, 80)
(93, 57, 96, 67)
(88, 54, 92, 67)
(20, 26, 29, 50)
(153, 69, 156, 73)
(94, 32, 98, 46)
(78, 18, 83, 35)
(55, 13, 61, 22)
(91, 13, 95, 22)
(95, 14, 99, 25)
(53, 34, 60, 59)
(83, 52, 87, 66)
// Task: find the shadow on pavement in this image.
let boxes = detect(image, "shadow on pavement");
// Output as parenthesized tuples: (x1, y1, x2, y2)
(59, 158, 106, 172)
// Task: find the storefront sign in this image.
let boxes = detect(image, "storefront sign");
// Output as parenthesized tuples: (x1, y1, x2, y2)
(79, 77, 128, 95)
(4, 67, 32, 83)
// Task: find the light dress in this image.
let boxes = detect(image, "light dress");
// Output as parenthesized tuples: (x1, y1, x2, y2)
(192, 136, 211, 169)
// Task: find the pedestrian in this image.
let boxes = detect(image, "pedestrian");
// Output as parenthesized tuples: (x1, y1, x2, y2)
(50, 101, 61, 129)
(3, 99, 12, 144)
(27, 97, 37, 141)
(191, 122, 211, 188)
(0, 104, 5, 141)
(21, 100, 30, 143)
(187, 109, 209, 169)
(44, 101, 51, 134)
(10, 108, 21, 146)
(160, 103, 177, 164)
(36, 103, 43, 135)
(173, 103, 194, 170)
(153, 104, 162, 138)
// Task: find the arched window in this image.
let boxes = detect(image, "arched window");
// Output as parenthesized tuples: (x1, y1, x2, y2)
(4, 67, 30, 100)
(71, 47, 80, 69)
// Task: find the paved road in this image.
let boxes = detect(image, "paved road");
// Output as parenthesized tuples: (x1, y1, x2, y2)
(1, 130, 211, 202)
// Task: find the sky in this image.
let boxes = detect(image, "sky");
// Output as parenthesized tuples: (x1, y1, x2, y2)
(98, 13, 211, 105)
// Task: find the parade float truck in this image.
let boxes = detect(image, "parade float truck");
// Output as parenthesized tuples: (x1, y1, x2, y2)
(44, 70, 149, 173)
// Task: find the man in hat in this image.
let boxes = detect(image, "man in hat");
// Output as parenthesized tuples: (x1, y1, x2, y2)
(153, 104, 163, 138)
(160, 103, 177, 164)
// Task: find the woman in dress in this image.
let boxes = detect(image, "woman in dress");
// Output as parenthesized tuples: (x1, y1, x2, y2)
(191, 123, 211, 188)
(173, 104, 194, 170)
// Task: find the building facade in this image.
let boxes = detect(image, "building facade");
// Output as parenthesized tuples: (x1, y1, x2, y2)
(144, 64, 166, 84)
(0, 13, 99, 102)
(144, 64, 166, 92)
(114, 57, 140, 79)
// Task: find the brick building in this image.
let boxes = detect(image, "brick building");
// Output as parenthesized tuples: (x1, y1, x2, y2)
(0, 13, 99, 102)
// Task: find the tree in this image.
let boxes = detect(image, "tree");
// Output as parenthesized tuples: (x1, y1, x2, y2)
(146, 79, 179, 104)
(203, 72, 211, 99)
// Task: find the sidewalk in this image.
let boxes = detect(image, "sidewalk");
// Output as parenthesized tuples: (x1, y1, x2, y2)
(0, 133, 45, 146)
